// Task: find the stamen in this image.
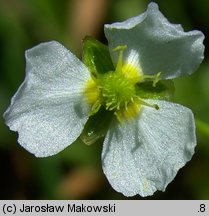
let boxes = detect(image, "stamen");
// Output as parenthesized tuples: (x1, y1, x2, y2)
(135, 96, 159, 110)
(140, 72, 161, 87)
(113, 45, 127, 73)
(153, 72, 161, 87)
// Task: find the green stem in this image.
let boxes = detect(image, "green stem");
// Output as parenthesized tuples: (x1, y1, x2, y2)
(195, 118, 209, 138)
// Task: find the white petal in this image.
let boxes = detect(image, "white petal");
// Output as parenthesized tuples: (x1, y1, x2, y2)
(125, 50, 142, 74)
(104, 2, 204, 79)
(102, 99, 196, 197)
(4, 41, 91, 157)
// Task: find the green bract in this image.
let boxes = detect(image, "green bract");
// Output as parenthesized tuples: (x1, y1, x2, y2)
(4, 2, 204, 197)
(82, 36, 114, 75)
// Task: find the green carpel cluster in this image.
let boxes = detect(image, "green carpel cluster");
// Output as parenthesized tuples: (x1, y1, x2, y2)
(99, 71, 136, 111)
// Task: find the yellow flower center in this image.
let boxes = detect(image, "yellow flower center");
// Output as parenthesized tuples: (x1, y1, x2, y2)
(100, 71, 136, 111)
(84, 45, 159, 122)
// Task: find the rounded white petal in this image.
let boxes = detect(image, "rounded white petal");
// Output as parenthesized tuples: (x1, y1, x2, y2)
(4, 41, 91, 157)
(104, 2, 204, 79)
(102, 100, 196, 197)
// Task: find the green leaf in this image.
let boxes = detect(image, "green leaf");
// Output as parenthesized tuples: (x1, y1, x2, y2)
(80, 108, 114, 145)
(82, 36, 114, 77)
(136, 80, 175, 100)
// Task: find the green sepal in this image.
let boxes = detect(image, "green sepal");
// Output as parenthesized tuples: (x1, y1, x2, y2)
(136, 80, 175, 101)
(80, 108, 114, 145)
(82, 36, 114, 77)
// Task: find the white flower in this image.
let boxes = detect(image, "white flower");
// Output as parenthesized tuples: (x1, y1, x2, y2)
(4, 2, 204, 197)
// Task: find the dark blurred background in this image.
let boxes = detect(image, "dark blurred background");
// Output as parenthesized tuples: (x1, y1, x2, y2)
(1, 0, 209, 199)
